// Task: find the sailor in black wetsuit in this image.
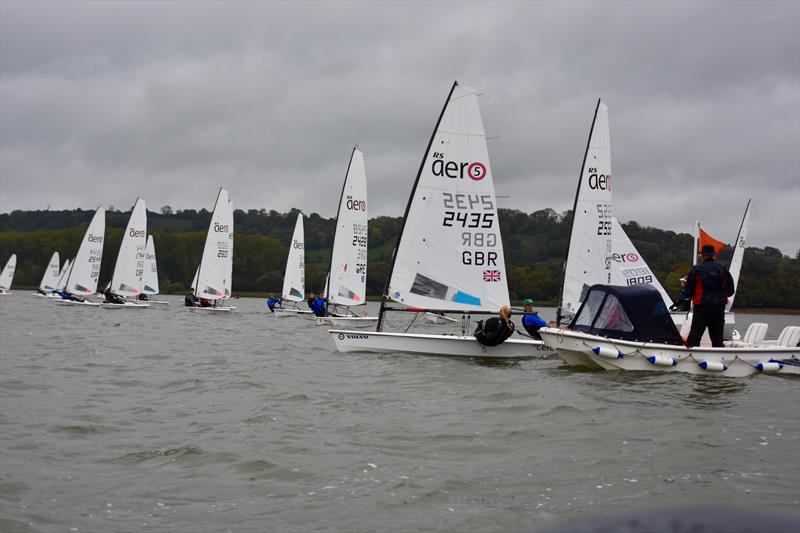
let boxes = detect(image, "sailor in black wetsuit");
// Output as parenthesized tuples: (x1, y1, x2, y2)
(184, 288, 199, 307)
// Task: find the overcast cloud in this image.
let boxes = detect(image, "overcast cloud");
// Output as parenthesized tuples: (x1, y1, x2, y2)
(1, 1, 798, 254)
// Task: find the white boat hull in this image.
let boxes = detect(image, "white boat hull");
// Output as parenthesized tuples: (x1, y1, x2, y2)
(316, 316, 378, 327)
(54, 298, 100, 307)
(186, 306, 235, 313)
(273, 308, 313, 318)
(33, 292, 59, 299)
(329, 329, 554, 359)
(101, 301, 150, 309)
(539, 327, 800, 378)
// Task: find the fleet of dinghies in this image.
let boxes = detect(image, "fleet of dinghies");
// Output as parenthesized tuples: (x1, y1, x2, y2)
(3, 84, 796, 377)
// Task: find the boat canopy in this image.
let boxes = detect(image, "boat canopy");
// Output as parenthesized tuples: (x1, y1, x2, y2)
(569, 284, 683, 345)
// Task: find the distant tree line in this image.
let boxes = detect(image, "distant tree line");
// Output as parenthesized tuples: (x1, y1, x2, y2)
(0, 207, 797, 309)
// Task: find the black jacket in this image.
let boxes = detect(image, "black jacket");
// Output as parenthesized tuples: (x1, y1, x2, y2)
(685, 259, 734, 306)
(474, 317, 515, 347)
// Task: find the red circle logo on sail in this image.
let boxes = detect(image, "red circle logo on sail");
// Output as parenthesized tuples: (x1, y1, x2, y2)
(468, 162, 487, 181)
(626, 253, 639, 262)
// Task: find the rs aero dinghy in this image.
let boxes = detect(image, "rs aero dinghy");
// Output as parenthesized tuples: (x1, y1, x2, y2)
(187, 188, 235, 313)
(539, 284, 799, 378)
(315, 147, 377, 327)
(54, 207, 105, 306)
(330, 81, 551, 359)
(139, 235, 169, 304)
(273, 212, 312, 317)
(0, 254, 16, 295)
(33, 252, 61, 297)
(101, 198, 150, 309)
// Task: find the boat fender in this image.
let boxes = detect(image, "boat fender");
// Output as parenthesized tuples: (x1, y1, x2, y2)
(755, 361, 783, 373)
(592, 346, 623, 359)
(698, 360, 727, 372)
(647, 354, 677, 367)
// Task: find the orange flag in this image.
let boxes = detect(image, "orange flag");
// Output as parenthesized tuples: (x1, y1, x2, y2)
(699, 227, 726, 254)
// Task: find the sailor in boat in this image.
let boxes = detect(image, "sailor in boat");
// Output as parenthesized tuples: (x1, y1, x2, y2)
(669, 277, 691, 312)
(311, 295, 328, 317)
(685, 244, 735, 347)
(474, 306, 515, 347)
(307, 293, 316, 311)
(137, 293, 150, 301)
(184, 288, 199, 307)
(520, 299, 547, 340)
(104, 291, 125, 305)
(58, 288, 84, 302)
(266, 295, 281, 313)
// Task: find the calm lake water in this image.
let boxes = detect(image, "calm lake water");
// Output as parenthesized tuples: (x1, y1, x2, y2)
(1, 294, 798, 532)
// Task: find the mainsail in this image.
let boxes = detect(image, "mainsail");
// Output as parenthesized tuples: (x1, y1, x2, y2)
(196, 189, 233, 300)
(326, 148, 368, 307)
(610, 217, 673, 307)
(55, 259, 72, 291)
(39, 252, 61, 291)
(726, 199, 751, 311)
(282, 212, 305, 301)
(109, 198, 147, 296)
(559, 99, 613, 321)
(0, 254, 17, 290)
(143, 234, 160, 295)
(381, 81, 509, 327)
(65, 207, 105, 295)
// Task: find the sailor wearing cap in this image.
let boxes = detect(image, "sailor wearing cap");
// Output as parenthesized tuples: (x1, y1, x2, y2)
(521, 298, 547, 340)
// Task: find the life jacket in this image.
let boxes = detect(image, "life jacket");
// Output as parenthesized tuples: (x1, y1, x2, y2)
(474, 317, 515, 346)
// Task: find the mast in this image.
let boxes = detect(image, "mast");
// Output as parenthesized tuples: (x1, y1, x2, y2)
(325, 146, 358, 305)
(376, 80, 459, 332)
(557, 98, 601, 326)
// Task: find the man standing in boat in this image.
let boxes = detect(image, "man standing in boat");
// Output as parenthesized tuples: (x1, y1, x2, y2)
(684, 244, 734, 347)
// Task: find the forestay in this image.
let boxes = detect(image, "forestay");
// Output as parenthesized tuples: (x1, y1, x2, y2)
(560, 100, 613, 318)
(66, 207, 105, 295)
(327, 148, 368, 306)
(110, 198, 147, 297)
(0, 254, 17, 290)
(39, 252, 61, 291)
(610, 217, 673, 307)
(386, 82, 509, 313)
(143, 235, 160, 295)
(282, 213, 305, 301)
(196, 189, 233, 300)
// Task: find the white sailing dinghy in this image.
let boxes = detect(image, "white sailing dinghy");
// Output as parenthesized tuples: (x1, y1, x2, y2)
(330, 82, 550, 358)
(316, 147, 376, 327)
(53, 258, 71, 293)
(0, 254, 16, 295)
(274, 212, 311, 317)
(102, 198, 150, 309)
(33, 252, 61, 297)
(539, 284, 798, 378)
(55, 207, 105, 306)
(188, 188, 235, 312)
(140, 235, 169, 304)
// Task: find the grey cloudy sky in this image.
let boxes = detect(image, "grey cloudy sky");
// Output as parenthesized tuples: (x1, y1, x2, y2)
(1, 0, 798, 255)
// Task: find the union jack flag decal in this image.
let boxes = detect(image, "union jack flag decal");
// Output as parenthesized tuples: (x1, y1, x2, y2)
(483, 270, 501, 282)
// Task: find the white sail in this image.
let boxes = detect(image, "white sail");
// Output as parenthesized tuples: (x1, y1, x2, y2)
(38, 252, 61, 291)
(327, 148, 368, 306)
(282, 213, 305, 301)
(110, 198, 147, 297)
(0, 254, 17, 290)
(387, 82, 509, 312)
(560, 100, 613, 317)
(65, 208, 105, 295)
(143, 234, 160, 295)
(190, 266, 199, 292)
(196, 189, 233, 299)
(611, 217, 673, 307)
(56, 259, 71, 291)
(726, 199, 751, 312)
